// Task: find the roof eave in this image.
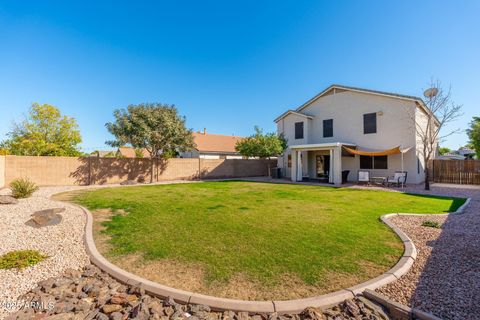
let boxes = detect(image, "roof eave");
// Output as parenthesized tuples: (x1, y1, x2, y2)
(274, 110, 314, 123)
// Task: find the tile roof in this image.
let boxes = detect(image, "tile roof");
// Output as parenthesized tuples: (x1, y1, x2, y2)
(117, 147, 150, 158)
(193, 132, 243, 153)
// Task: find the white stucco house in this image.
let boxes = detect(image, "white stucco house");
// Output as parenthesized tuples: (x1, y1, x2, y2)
(275, 84, 438, 185)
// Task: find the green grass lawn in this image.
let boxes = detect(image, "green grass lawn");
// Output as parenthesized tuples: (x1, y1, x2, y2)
(72, 181, 464, 297)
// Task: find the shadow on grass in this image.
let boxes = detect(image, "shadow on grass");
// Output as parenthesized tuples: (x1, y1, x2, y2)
(404, 193, 466, 212)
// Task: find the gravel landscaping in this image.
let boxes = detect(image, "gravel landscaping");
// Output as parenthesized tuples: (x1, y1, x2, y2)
(0, 187, 90, 319)
(376, 184, 480, 320)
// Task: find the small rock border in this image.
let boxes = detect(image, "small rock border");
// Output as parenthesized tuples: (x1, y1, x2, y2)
(6, 264, 392, 320)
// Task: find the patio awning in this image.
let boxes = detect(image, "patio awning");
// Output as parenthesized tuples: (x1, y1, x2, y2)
(342, 146, 412, 156)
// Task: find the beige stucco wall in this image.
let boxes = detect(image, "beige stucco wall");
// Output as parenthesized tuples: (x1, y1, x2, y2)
(0, 156, 5, 188)
(2, 156, 274, 186)
(277, 90, 424, 183)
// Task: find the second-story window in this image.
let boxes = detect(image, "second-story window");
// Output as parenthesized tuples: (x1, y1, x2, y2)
(323, 119, 333, 137)
(295, 122, 304, 139)
(363, 113, 377, 134)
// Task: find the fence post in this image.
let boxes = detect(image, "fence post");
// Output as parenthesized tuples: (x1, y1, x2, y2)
(198, 158, 202, 180)
(88, 156, 92, 185)
(432, 160, 435, 183)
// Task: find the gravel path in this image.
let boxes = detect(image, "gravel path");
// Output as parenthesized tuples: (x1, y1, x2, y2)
(376, 184, 480, 320)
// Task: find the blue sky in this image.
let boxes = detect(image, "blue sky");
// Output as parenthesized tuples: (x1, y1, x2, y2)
(0, 1, 478, 151)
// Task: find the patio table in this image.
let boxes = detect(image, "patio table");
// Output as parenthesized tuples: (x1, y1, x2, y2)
(371, 176, 386, 186)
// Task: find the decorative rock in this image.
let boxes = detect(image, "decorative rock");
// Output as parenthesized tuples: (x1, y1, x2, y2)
(102, 304, 123, 314)
(149, 300, 165, 315)
(25, 208, 64, 228)
(236, 311, 249, 320)
(95, 313, 109, 320)
(0, 195, 18, 204)
(128, 283, 145, 296)
(82, 284, 94, 294)
(222, 311, 236, 320)
(43, 313, 77, 320)
(268, 312, 278, 320)
(110, 294, 129, 305)
(344, 299, 360, 317)
(131, 303, 150, 320)
(164, 306, 175, 317)
(301, 307, 324, 320)
(120, 180, 137, 185)
(190, 304, 211, 314)
(5, 264, 396, 320)
(109, 312, 123, 320)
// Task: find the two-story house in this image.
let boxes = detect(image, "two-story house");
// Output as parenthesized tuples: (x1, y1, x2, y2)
(275, 84, 438, 185)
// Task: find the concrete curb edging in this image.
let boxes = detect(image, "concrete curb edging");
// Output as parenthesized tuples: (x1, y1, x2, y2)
(363, 289, 442, 320)
(71, 185, 471, 314)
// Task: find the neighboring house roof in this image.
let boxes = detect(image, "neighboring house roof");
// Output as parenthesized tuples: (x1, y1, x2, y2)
(117, 147, 150, 158)
(457, 149, 475, 156)
(193, 132, 243, 154)
(90, 150, 115, 157)
(435, 154, 466, 160)
(274, 84, 440, 125)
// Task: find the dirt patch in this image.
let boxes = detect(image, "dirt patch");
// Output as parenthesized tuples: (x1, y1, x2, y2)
(109, 253, 337, 300)
(50, 190, 86, 202)
(91, 208, 118, 254)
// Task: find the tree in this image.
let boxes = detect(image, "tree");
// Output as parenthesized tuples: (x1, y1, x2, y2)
(466, 117, 480, 158)
(438, 147, 451, 155)
(235, 126, 287, 176)
(106, 103, 195, 182)
(0, 103, 82, 156)
(134, 149, 145, 158)
(410, 80, 462, 190)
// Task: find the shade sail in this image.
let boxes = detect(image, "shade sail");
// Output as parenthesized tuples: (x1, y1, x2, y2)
(342, 146, 410, 156)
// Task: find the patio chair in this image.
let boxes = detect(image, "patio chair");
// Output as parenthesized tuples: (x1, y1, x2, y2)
(358, 170, 370, 184)
(387, 171, 407, 187)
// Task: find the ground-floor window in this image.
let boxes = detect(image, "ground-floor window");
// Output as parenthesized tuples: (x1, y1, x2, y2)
(287, 154, 292, 167)
(360, 155, 388, 169)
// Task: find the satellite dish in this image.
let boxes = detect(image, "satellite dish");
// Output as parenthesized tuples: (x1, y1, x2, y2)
(424, 87, 439, 98)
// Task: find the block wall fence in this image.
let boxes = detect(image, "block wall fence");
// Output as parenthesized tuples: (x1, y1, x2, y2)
(0, 155, 275, 187)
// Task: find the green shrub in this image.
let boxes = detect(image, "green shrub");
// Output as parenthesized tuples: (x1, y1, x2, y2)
(0, 250, 48, 270)
(10, 178, 39, 198)
(422, 220, 441, 229)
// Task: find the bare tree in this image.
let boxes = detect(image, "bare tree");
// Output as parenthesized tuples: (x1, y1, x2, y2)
(411, 79, 462, 190)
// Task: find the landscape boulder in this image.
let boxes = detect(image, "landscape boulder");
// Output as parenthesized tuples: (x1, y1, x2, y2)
(25, 208, 65, 228)
(120, 180, 138, 185)
(0, 195, 18, 205)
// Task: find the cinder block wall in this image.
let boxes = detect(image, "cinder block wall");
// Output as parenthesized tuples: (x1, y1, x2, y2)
(3, 156, 275, 186)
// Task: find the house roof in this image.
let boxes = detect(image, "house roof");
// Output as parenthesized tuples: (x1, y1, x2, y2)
(193, 132, 243, 154)
(117, 147, 150, 158)
(273, 110, 314, 123)
(90, 150, 115, 157)
(274, 84, 440, 125)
